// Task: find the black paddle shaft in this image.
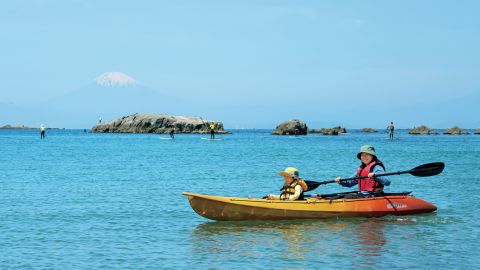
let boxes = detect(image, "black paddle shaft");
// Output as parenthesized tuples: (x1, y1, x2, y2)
(304, 162, 444, 191)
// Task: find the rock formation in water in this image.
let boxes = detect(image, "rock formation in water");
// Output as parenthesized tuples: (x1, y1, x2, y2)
(443, 126, 470, 135)
(308, 126, 345, 135)
(272, 119, 308, 135)
(89, 114, 232, 134)
(0, 125, 59, 130)
(308, 128, 325, 134)
(408, 125, 439, 135)
(322, 129, 339, 135)
(475, 129, 480, 135)
(360, 128, 378, 133)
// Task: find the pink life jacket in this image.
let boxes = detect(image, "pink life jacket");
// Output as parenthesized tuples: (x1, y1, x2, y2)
(356, 161, 385, 192)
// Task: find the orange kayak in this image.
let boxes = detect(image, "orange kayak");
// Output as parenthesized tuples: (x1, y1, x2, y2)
(182, 192, 437, 221)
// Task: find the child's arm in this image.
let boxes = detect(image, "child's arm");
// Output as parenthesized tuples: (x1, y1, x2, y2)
(267, 194, 280, 200)
(288, 185, 303, 201)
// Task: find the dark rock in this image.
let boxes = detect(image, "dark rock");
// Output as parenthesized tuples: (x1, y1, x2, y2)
(89, 114, 232, 134)
(444, 126, 470, 135)
(475, 129, 480, 135)
(361, 128, 378, 133)
(332, 126, 347, 133)
(322, 129, 338, 135)
(272, 119, 308, 135)
(321, 126, 345, 135)
(408, 125, 439, 135)
(308, 128, 326, 134)
(308, 126, 345, 135)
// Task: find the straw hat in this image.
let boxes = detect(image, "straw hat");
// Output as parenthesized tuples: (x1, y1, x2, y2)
(278, 167, 302, 179)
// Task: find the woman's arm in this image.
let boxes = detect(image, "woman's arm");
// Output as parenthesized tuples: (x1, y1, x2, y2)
(371, 165, 391, 186)
(337, 172, 359, 187)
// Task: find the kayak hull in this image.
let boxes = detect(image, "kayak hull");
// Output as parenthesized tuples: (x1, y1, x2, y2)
(182, 192, 437, 221)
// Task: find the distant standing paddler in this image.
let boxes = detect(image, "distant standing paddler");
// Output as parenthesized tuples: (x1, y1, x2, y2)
(386, 122, 394, 139)
(40, 124, 45, 139)
(209, 124, 215, 139)
(168, 121, 175, 139)
(294, 122, 301, 136)
(99, 117, 102, 124)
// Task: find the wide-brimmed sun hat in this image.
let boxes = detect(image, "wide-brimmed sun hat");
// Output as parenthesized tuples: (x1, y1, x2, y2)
(278, 167, 302, 179)
(357, 145, 376, 159)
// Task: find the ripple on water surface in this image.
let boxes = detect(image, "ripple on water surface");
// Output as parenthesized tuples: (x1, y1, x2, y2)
(0, 129, 479, 269)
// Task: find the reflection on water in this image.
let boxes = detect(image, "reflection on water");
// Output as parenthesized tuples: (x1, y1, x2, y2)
(189, 218, 417, 268)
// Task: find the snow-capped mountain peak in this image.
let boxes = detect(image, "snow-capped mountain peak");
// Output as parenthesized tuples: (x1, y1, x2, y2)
(92, 72, 138, 87)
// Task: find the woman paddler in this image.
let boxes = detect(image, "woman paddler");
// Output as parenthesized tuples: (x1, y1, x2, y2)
(334, 145, 391, 194)
(266, 167, 308, 201)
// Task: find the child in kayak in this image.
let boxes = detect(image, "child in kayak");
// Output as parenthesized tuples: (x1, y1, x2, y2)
(334, 145, 391, 194)
(266, 167, 308, 201)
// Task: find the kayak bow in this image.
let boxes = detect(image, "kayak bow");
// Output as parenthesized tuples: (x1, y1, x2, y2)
(182, 192, 437, 221)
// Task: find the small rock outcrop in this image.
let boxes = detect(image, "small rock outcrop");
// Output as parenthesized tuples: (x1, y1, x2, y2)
(361, 128, 378, 133)
(475, 129, 480, 135)
(443, 126, 470, 135)
(322, 129, 338, 136)
(0, 125, 59, 130)
(308, 128, 325, 134)
(89, 114, 231, 134)
(308, 126, 345, 135)
(408, 125, 439, 135)
(272, 119, 308, 135)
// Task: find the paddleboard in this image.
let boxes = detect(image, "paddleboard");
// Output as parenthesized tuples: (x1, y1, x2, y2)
(160, 138, 174, 140)
(201, 138, 223, 141)
(384, 138, 399, 140)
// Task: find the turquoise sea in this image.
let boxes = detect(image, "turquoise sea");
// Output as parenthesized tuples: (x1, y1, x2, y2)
(1, 129, 479, 269)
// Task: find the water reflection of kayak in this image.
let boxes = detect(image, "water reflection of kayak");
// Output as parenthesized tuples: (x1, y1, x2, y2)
(182, 192, 437, 221)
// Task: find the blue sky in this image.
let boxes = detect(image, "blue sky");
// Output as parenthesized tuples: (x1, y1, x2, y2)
(1, 1, 479, 117)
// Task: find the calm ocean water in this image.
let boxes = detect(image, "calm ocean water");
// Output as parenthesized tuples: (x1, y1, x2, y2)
(1, 129, 479, 269)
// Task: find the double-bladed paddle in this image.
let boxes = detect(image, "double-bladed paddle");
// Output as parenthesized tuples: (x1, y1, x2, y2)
(304, 162, 445, 192)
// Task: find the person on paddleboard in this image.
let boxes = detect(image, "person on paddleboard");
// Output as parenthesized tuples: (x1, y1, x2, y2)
(386, 122, 394, 139)
(40, 124, 45, 139)
(209, 124, 215, 139)
(295, 122, 300, 136)
(168, 121, 175, 139)
(334, 145, 391, 194)
(99, 117, 102, 124)
(266, 167, 308, 201)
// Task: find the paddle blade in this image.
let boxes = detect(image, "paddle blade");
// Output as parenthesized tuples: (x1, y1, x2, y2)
(410, 162, 445, 177)
(304, 180, 321, 192)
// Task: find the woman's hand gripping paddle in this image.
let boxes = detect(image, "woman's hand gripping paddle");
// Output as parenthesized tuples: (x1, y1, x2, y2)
(304, 162, 445, 192)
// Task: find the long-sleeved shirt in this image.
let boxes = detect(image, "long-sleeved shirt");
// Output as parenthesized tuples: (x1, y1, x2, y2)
(268, 185, 302, 201)
(340, 165, 391, 190)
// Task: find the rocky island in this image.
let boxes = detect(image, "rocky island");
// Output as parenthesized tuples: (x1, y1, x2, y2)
(0, 125, 59, 130)
(89, 114, 232, 134)
(360, 128, 378, 133)
(408, 125, 439, 135)
(309, 126, 346, 135)
(443, 126, 470, 135)
(475, 129, 480, 135)
(272, 119, 308, 135)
